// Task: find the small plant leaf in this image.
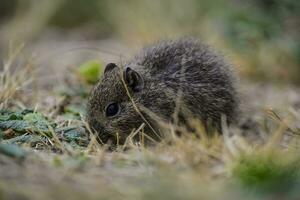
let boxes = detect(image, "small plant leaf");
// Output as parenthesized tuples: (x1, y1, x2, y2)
(77, 60, 103, 83)
(0, 143, 27, 159)
(0, 109, 56, 137)
(232, 151, 300, 195)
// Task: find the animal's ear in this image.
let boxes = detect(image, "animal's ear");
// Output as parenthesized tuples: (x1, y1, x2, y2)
(104, 63, 118, 74)
(123, 67, 144, 92)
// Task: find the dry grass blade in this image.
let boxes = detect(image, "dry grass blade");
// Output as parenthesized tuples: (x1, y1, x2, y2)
(119, 66, 162, 140)
(0, 44, 32, 108)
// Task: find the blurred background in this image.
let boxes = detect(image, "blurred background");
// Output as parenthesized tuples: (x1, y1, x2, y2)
(0, 0, 299, 84)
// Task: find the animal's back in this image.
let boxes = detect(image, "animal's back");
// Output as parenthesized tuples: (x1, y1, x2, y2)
(127, 38, 239, 128)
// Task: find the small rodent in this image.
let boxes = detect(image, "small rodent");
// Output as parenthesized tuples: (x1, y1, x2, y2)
(86, 38, 239, 144)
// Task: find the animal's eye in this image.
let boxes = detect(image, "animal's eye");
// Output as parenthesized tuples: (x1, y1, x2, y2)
(105, 103, 120, 117)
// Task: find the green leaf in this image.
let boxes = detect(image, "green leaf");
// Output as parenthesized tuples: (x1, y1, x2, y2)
(55, 126, 88, 146)
(0, 143, 27, 159)
(0, 109, 56, 137)
(24, 112, 46, 123)
(4, 134, 46, 145)
(77, 60, 103, 83)
(232, 152, 300, 194)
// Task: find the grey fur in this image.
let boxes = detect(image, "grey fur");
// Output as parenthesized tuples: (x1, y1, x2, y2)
(86, 38, 239, 144)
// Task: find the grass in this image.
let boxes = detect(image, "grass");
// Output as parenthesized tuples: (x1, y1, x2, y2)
(0, 44, 32, 108)
(0, 44, 300, 200)
(232, 151, 300, 194)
